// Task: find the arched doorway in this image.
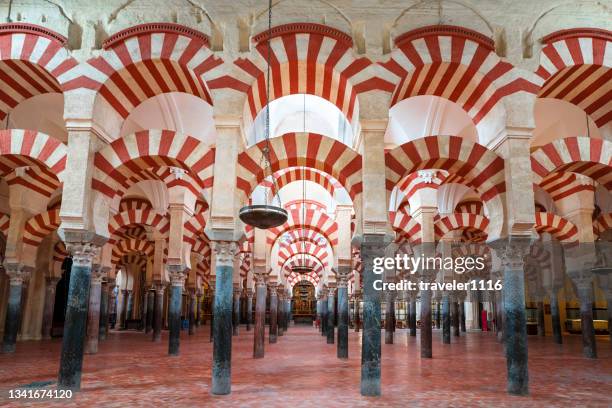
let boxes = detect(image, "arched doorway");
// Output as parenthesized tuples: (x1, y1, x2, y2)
(292, 281, 316, 324)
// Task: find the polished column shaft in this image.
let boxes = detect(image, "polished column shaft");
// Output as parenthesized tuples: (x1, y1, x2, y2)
(337, 283, 348, 358)
(442, 295, 451, 344)
(211, 242, 235, 395)
(168, 278, 183, 356)
(145, 289, 154, 334)
(58, 246, 96, 390)
(360, 236, 384, 396)
(152, 286, 164, 342)
(253, 280, 266, 358)
(550, 291, 562, 344)
(409, 300, 417, 337)
(327, 290, 335, 344)
(2, 272, 26, 353)
(246, 291, 253, 331)
(232, 289, 240, 336)
(420, 289, 432, 358)
(41, 277, 58, 340)
(269, 289, 278, 344)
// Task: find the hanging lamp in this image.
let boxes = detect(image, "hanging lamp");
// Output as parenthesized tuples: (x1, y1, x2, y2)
(239, 0, 287, 229)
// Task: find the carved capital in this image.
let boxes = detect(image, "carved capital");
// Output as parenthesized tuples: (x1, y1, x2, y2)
(167, 264, 187, 287)
(212, 241, 238, 267)
(66, 242, 101, 267)
(246, 288, 254, 297)
(90, 264, 106, 284)
(4, 263, 32, 285)
(490, 237, 532, 270)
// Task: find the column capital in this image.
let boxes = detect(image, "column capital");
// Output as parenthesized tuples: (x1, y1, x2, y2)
(167, 265, 187, 287)
(66, 242, 102, 267)
(212, 241, 238, 266)
(254, 273, 267, 287)
(246, 288, 254, 297)
(4, 263, 33, 284)
(490, 237, 533, 270)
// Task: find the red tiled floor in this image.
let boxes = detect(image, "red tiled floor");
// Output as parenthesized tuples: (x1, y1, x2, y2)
(0, 325, 610, 407)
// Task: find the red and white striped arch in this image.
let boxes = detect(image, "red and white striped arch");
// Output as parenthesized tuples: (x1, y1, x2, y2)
(183, 212, 209, 247)
(389, 210, 421, 244)
(111, 237, 153, 265)
(0, 130, 67, 189)
(536, 172, 595, 202)
(108, 207, 169, 244)
(531, 137, 612, 189)
(126, 166, 205, 199)
(115, 253, 148, 269)
(433, 213, 489, 242)
(454, 200, 484, 215)
(92, 129, 215, 200)
(278, 241, 330, 267)
(64, 23, 226, 119)
(288, 274, 319, 289)
(260, 167, 345, 199)
(0, 23, 78, 121)
(394, 170, 445, 205)
(385, 135, 506, 203)
(267, 205, 339, 247)
(534, 211, 578, 242)
(22, 208, 59, 247)
(237, 132, 361, 200)
(594, 213, 612, 239)
(222, 23, 384, 123)
(380, 25, 540, 124)
(535, 29, 611, 127)
(52, 240, 68, 275)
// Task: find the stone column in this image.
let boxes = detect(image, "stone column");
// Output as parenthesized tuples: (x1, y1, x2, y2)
(354, 290, 361, 332)
(253, 274, 266, 358)
(109, 285, 117, 330)
(384, 290, 395, 344)
(2, 265, 30, 353)
(409, 299, 417, 337)
(167, 267, 186, 356)
(420, 287, 433, 358)
(576, 279, 597, 358)
(145, 289, 154, 334)
(41, 277, 59, 340)
(98, 280, 110, 341)
(550, 290, 562, 344)
(435, 302, 441, 329)
(459, 297, 466, 333)
(209, 281, 215, 343)
(277, 290, 284, 337)
(246, 289, 253, 331)
(320, 291, 328, 337)
(441, 294, 451, 344)
(85, 267, 104, 354)
(326, 286, 335, 344)
(337, 272, 349, 359)
(211, 241, 236, 395)
(232, 287, 241, 336)
(494, 238, 531, 396)
(195, 291, 202, 327)
(360, 235, 385, 396)
(118, 289, 128, 329)
(565, 245, 597, 359)
(189, 288, 197, 335)
(269, 284, 278, 344)
(58, 243, 99, 390)
(126, 290, 134, 322)
(536, 300, 545, 336)
(452, 299, 460, 337)
(152, 284, 165, 342)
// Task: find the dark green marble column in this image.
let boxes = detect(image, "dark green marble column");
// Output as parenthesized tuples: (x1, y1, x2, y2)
(152, 285, 164, 342)
(337, 278, 349, 359)
(189, 289, 197, 335)
(441, 294, 451, 344)
(321, 293, 328, 336)
(211, 241, 236, 395)
(360, 234, 385, 396)
(496, 238, 530, 396)
(246, 289, 253, 331)
(409, 299, 417, 337)
(145, 289, 154, 334)
(420, 289, 432, 358)
(384, 290, 395, 344)
(58, 244, 98, 390)
(269, 286, 278, 343)
(98, 281, 109, 340)
(327, 288, 335, 344)
(354, 291, 361, 332)
(167, 270, 185, 356)
(232, 287, 241, 336)
(85, 270, 103, 354)
(550, 291, 562, 344)
(277, 292, 284, 337)
(452, 299, 460, 337)
(576, 282, 597, 358)
(2, 266, 29, 353)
